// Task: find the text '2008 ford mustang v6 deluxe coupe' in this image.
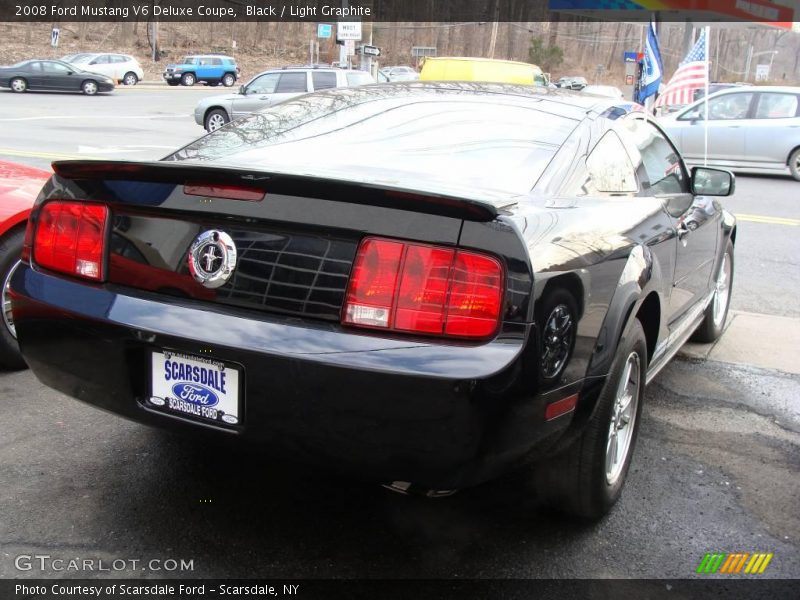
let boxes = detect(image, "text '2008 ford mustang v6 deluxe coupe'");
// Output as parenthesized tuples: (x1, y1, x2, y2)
(9, 83, 736, 518)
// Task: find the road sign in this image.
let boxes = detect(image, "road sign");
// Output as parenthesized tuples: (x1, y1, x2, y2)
(360, 45, 381, 57)
(755, 64, 770, 81)
(317, 23, 332, 39)
(337, 22, 362, 41)
(51, 28, 60, 48)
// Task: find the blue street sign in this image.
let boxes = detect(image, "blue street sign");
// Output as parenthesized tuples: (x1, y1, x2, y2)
(318, 24, 332, 39)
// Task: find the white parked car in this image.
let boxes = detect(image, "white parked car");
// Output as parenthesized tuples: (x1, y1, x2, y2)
(67, 53, 144, 86)
(582, 85, 625, 101)
(379, 66, 419, 82)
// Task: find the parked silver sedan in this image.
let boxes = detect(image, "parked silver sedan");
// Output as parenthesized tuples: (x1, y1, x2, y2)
(194, 67, 375, 132)
(659, 85, 800, 180)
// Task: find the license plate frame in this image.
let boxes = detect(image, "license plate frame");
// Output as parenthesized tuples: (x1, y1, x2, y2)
(147, 350, 242, 428)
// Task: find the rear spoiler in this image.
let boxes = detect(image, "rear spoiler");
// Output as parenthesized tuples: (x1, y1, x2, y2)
(51, 160, 499, 222)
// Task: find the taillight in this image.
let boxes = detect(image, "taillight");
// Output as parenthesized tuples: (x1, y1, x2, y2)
(32, 201, 109, 281)
(343, 237, 503, 339)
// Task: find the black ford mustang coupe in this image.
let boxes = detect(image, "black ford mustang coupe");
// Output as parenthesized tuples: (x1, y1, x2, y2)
(10, 83, 735, 518)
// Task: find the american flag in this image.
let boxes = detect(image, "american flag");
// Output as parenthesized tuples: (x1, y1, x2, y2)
(655, 29, 708, 108)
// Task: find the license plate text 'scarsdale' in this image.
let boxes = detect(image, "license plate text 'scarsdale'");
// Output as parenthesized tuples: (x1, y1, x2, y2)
(150, 352, 240, 426)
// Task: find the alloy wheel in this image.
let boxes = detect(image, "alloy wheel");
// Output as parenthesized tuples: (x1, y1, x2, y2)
(123, 73, 137, 85)
(83, 81, 97, 95)
(606, 351, 640, 485)
(2, 259, 20, 339)
(712, 252, 731, 328)
(11, 79, 25, 92)
(207, 113, 226, 132)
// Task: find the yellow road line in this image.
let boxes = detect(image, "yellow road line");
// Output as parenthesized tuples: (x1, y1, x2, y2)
(735, 213, 799, 226)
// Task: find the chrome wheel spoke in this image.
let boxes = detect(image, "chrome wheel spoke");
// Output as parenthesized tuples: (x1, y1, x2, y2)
(606, 352, 641, 485)
(2, 260, 21, 339)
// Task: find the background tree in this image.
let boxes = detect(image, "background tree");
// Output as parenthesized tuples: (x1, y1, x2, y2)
(528, 35, 564, 72)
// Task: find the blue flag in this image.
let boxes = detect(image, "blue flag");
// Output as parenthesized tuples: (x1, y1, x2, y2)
(636, 20, 663, 105)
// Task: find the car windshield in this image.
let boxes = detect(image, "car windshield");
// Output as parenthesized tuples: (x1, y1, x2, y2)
(167, 86, 579, 199)
(182, 57, 199, 65)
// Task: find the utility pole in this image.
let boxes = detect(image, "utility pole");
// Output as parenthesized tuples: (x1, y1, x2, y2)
(487, 1, 500, 59)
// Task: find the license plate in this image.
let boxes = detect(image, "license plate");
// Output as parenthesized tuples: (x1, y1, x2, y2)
(149, 351, 241, 427)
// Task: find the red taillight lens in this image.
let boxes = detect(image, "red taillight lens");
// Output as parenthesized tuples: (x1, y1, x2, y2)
(32, 201, 109, 281)
(343, 237, 504, 339)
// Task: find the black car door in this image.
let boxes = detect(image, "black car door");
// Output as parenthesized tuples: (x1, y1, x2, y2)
(40, 61, 75, 90)
(24, 61, 45, 89)
(620, 116, 719, 326)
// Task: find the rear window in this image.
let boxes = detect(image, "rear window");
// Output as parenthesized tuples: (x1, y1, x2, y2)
(168, 89, 578, 198)
(755, 93, 798, 119)
(276, 72, 307, 93)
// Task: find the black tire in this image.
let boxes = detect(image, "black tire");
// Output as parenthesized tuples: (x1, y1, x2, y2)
(0, 228, 27, 370)
(534, 319, 648, 519)
(10, 77, 27, 93)
(538, 288, 578, 384)
(81, 80, 98, 96)
(204, 108, 230, 133)
(789, 148, 800, 181)
(122, 72, 138, 86)
(222, 73, 236, 87)
(181, 73, 196, 86)
(692, 238, 734, 343)
(167, 80, 179, 87)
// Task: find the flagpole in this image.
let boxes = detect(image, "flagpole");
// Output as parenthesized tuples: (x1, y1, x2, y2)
(704, 26, 710, 167)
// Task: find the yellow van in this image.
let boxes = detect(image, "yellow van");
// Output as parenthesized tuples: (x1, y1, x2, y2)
(419, 57, 546, 86)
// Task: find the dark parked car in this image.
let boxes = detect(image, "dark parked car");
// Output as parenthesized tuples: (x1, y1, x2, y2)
(10, 83, 736, 518)
(0, 59, 115, 95)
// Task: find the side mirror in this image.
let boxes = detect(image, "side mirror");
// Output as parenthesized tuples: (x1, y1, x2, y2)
(67, 71, 73, 76)
(239, 85, 246, 95)
(691, 166, 735, 197)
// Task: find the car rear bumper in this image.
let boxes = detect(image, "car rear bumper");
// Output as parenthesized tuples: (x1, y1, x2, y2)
(11, 266, 583, 489)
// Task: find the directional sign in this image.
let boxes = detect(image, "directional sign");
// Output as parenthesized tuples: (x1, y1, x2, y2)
(51, 28, 60, 48)
(360, 45, 381, 57)
(317, 23, 332, 39)
(337, 22, 362, 41)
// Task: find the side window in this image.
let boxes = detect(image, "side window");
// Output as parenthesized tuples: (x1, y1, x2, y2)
(584, 131, 638, 194)
(312, 71, 337, 90)
(346, 72, 373, 86)
(112, 55, 126, 64)
(682, 92, 754, 121)
(211, 58, 223, 66)
(42, 62, 70, 74)
(622, 118, 687, 195)
(246, 73, 280, 94)
(276, 72, 308, 93)
(755, 93, 798, 119)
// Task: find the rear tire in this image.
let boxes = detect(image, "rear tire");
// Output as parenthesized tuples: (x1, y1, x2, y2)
(692, 239, 734, 343)
(789, 148, 800, 181)
(534, 319, 647, 519)
(0, 228, 27, 370)
(123, 72, 138, 86)
(10, 77, 27, 93)
(222, 73, 236, 87)
(181, 73, 196, 86)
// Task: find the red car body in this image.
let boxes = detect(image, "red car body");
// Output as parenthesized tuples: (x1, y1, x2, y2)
(0, 161, 50, 236)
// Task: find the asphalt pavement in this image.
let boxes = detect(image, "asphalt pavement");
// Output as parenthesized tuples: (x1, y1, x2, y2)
(0, 86, 798, 580)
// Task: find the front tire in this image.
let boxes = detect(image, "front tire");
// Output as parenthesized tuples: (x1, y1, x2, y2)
(0, 228, 27, 370)
(10, 77, 27, 93)
(204, 108, 229, 133)
(82, 80, 98, 95)
(181, 73, 196, 86)
(534, 319, 647, 519)
(123, 72, 138, 86)
(692, 238, 734, 343)
(789, 148, 800, 181)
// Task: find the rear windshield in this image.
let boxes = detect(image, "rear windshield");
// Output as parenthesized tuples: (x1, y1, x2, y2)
(167, 88, 578, 198)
